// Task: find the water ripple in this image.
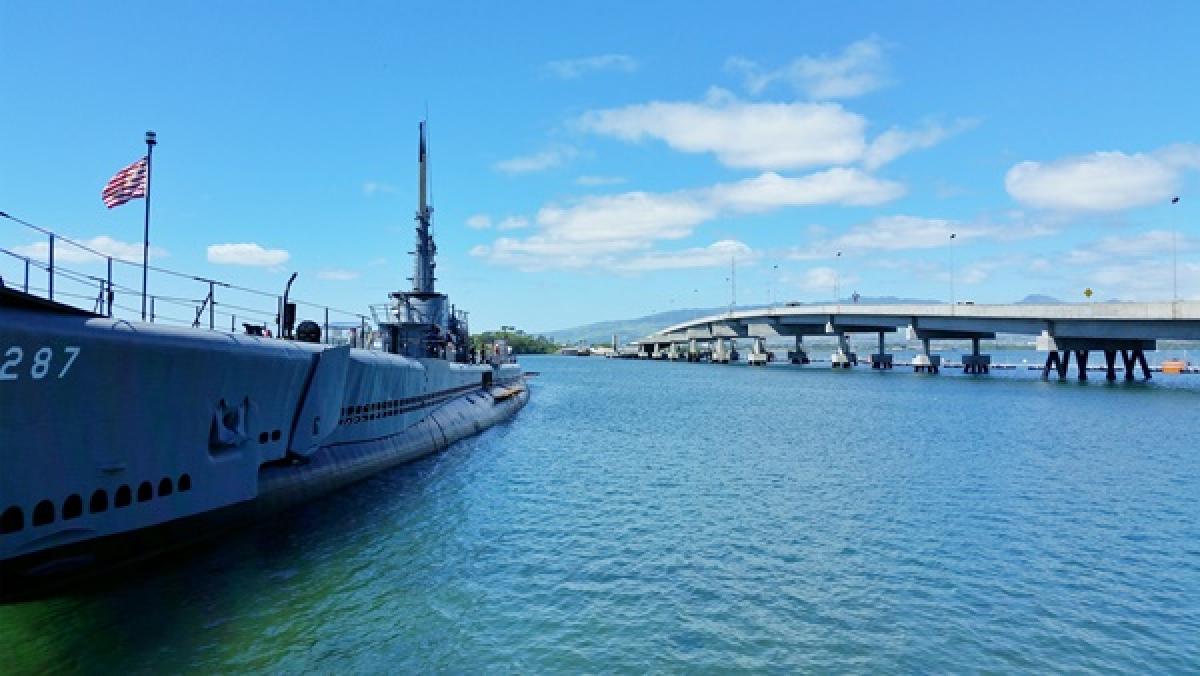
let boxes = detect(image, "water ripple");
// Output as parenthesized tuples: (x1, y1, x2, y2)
(2, 356, 1199, 672)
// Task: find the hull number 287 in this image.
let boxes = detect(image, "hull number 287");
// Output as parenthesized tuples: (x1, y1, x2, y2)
(0, 346, 81, 381)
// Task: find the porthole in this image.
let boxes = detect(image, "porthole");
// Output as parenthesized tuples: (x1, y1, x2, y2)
(259, 431, 269, 444)
(62, 494, 83, 520)
(158, 478, 173, 497)
(178, 474, 192, 492)
(33, 500, 54, 526)
(271, 429, 281, 441)
(0, 506, 22, 534)
(137, 481, 153, 502)
(115, 485, 132, 507)
(90, 489, 109, 513)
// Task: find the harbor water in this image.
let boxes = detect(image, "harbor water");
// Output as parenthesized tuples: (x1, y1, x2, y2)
(2, 355, 1198, 672)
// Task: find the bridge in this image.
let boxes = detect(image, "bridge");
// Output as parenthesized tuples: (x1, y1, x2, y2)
(634, 301, 1200, 380)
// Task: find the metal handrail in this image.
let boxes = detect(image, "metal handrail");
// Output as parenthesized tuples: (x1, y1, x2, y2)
(2, 211, 375, 346)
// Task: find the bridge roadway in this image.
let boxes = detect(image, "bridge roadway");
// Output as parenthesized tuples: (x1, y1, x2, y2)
(635, 301, 1200, 380)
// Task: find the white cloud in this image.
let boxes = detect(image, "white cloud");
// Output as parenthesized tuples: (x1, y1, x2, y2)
(786, 214, 1052, 260)
(707, 169, 903, 211)
(1063, 229, 1196, 266)
(363, 181, 396, 196)
(544, 54, 638, 79)
(1005, 144, 1200, 211)
(1020, 228, 1200, 300)
(862, 119, 977, 171)
(614, 240, 756, 272)
(580, 89, 963, 171)
(883, 253, 1024, 287)
(472, 168, 902, 271)
(1087, 261, 1200, 299)
(497, 216, 530, 231)
(579, 89, 867, 170)
(575, 175, 627, 186)
(207, 242, 290, 267)
(317, 268, 360, 281)
(13, 236, 165, 264)
(726, 37, 887, 99)
(786, 215, 962, 259)
(791, 266, 860, 294)
(466, 214, 492, 230)
(494, 145, 578, 174)
(533, 192, 714, 249)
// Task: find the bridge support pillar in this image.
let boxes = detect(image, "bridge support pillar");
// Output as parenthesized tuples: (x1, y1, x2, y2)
(962, 337, 992, 374)
(913, 338, 941, 373)
(713, 338, 730, 364)
(1075, 350, 1090, 380)
(748, 337, 769, 366)
(1120, 348, 1151, 380)
(870, 331, 893, 369)
(788, 336, 810, 364)
(1043, 350, 1090, 380)
(831, 333, 856, 368)
(1042, 350, 1069, 380)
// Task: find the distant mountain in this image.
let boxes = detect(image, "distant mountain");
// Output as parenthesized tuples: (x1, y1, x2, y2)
(539, 296, 942, 345)
(539, 307, 728, 346)
(1016, 294, 1063, 304)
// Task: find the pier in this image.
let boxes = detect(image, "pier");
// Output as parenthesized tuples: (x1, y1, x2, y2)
(635, 302, 1200, 381)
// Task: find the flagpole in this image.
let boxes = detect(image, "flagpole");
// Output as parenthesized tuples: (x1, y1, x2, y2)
(142, 130, 156, 321)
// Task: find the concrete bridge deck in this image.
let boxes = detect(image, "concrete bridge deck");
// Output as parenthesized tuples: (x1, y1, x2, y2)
(635, 301, 1200, 380)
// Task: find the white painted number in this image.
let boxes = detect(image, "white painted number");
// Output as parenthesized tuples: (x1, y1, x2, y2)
(0, 347, 21, 381)
(31, 347, 52, 379)
(59, 346, 80, 378)
(0, 346, 81, 381)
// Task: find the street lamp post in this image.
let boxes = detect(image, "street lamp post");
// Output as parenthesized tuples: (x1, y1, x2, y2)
(1171, 196, 1180, 304)
(949, 232, 957, 308)
(834, 251, 842, 308)
(770, 263, 779, 308)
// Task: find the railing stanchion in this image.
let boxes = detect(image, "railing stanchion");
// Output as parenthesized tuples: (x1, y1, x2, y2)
(23, 257, 29, 293)
(48, 233, 54, 301)
(209, 281, 216, 330)
(277, 296, 283, 337)
(325, 307, 330, 345)
(150, 296, 156, 323)
(232, 314, 236, 332)
(106, 257, 113, 317)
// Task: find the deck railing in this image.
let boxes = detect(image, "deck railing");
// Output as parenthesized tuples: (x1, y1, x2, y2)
(1, 211, 374, 347)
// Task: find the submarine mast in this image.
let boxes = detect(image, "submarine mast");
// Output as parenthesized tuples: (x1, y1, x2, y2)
(413, 121, 436, 294)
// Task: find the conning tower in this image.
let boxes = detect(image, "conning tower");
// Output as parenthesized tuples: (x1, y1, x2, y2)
(380, 122, 471, 361)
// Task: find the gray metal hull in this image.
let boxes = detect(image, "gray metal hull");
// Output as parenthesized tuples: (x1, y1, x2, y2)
(0, 298, 527, 599)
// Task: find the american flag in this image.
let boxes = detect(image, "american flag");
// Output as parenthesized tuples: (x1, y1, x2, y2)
(101, 157, 148, 209)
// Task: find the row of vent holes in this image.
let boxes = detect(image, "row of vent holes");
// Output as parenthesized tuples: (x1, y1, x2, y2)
(0, 474, 192, 535)
(258, 429, 282, 444)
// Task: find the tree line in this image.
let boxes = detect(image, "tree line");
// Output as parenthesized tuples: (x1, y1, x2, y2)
(471, 328, 559, 354)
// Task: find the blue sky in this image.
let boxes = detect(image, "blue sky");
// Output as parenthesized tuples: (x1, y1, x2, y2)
(2, 2, 1198, 332)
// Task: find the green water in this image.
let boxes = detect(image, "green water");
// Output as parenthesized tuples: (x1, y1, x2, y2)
(2, 355, 1199, 672)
